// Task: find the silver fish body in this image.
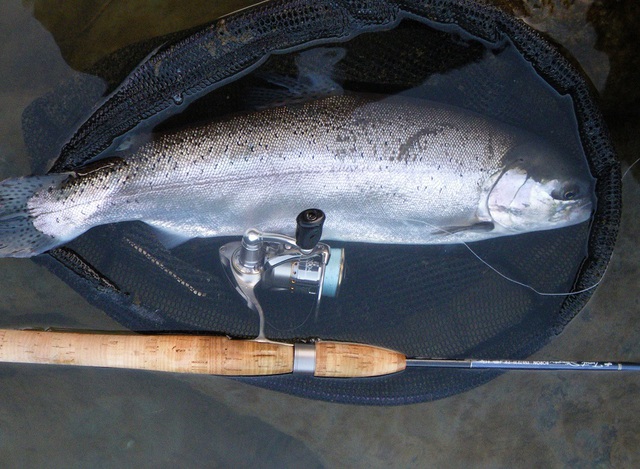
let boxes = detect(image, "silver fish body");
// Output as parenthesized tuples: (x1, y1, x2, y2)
(0, 95, 593, 258)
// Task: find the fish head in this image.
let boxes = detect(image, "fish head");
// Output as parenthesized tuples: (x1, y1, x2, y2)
(487, 141, 594, 233)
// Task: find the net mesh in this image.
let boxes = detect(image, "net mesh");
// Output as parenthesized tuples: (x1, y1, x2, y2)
(23, 0, 620, 404)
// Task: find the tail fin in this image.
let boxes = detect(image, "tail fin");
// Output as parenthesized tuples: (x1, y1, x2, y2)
(0, 174, 70, 258)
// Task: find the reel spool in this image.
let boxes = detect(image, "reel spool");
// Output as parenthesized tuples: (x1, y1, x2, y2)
(219, 209, 345, 319)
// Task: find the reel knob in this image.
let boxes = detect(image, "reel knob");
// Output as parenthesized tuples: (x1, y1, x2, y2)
(296, 209, 325, 250)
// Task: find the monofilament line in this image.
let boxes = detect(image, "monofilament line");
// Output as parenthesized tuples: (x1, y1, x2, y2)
(401, 217, 600, 297)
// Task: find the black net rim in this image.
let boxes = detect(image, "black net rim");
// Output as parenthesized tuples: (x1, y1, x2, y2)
(32, 0, 620, 405)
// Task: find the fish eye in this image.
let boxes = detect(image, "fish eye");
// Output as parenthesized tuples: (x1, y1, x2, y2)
(551, 185, 580, 200)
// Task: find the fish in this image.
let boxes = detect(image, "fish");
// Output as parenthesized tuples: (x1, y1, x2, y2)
(0, 94, 593, 258)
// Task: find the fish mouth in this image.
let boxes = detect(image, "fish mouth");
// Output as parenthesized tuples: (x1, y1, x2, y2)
(555, 198, 593, 225)
(574, 199, 594, 220)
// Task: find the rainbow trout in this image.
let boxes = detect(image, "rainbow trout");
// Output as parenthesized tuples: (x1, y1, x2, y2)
(0, 94, 592, 257)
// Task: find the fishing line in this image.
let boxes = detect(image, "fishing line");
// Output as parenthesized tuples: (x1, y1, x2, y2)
(622, 156, 640, 180)
(458, 240, 600, 296)
(264, 300, 316, 333)
(400, 216, 600, 297)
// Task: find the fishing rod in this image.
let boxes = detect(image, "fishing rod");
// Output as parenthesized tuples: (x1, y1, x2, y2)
(4, 209, 628, 378)
(0, 329, 638, 377)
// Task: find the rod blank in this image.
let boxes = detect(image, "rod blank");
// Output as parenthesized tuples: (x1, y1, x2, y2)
(407, 359, 640, 371)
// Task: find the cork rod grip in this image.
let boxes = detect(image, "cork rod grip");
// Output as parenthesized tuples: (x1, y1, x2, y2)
(0, 330, 294, 376)
(314, 341, 406, 377)
(0, 330, 407, 378)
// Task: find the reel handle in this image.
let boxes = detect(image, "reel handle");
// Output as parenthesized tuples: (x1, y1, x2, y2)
(296, 208, 325, 249)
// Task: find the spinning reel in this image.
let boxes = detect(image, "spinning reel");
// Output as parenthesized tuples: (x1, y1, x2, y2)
(219, 209, 345, 335)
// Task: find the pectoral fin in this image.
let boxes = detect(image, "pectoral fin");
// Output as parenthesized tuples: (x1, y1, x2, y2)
(434, 221, 495, 235)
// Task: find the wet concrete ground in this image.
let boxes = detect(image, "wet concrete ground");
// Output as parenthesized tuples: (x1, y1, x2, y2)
(0, 1, 638, 467)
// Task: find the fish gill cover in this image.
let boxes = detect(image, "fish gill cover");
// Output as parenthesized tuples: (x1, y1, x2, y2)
(21, 0, 620, 404)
